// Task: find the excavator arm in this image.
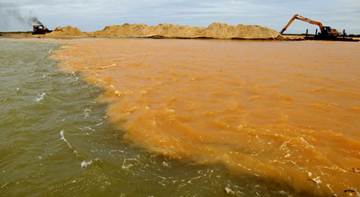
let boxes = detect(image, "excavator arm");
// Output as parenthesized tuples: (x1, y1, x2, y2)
(280, 14, 324, 34)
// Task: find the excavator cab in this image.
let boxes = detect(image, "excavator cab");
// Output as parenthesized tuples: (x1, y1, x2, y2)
(32, 24, 52, 35)
(318, 26, 339, 39)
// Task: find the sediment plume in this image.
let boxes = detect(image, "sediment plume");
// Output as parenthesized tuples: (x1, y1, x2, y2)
(52, 39, 360, 197)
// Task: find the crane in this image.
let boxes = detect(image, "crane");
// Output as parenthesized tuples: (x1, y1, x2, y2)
(280, 14, 340, 39)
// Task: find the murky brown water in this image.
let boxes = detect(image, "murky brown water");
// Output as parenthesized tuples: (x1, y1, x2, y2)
(53, 39, 360, 196)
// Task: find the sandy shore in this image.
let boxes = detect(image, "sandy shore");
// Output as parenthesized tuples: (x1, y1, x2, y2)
(50, 38, 360, 196)
(1, 22, 280, 40)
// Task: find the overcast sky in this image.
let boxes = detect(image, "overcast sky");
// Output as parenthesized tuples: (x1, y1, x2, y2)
(1, 0, 360, 34)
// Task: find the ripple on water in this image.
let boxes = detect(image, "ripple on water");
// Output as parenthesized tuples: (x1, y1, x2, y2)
(0, 39, 328, 197)
(35, 92, 46, 102)
(52, 39, 360, 197)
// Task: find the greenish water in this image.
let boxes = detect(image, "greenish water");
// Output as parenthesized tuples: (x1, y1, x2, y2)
(0, 39, 307, 197)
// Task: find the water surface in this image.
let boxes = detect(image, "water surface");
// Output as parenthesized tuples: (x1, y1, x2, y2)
(53, 39, 360, 196)
(0, 39, 305, 196)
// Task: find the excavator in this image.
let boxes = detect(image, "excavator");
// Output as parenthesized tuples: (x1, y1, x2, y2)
(280, 14, 340, 40)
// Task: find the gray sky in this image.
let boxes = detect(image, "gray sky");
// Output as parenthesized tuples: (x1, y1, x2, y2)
(1, 0, 360, 34)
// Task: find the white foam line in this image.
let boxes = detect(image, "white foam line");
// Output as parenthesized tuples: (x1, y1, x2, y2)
(35, 92, 46, 102)
(60, 130, 73, 149)
(81, 160, 93, 168)
(60, 130, 84, 162)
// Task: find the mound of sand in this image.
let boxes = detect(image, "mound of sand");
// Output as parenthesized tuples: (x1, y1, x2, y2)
(45, 23, 280, 39)
(203, 23, 279, 39)
(46, 26, 86, 38)
(92, 23, 203, 38)
(93, 23, 280, 39)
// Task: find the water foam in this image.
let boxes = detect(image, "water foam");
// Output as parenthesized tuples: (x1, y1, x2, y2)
(35, 92, 46, 102)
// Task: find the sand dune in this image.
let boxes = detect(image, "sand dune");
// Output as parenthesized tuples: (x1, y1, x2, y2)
(46, 26, 86, 38)
(47, 23, 280, 39)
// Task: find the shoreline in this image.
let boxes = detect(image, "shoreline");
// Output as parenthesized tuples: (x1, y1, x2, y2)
(0, 32, 282, 40)
(1, 33, 359, 42)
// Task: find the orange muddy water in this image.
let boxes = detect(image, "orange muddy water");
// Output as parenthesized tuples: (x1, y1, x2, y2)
(53, 39, 360, 196)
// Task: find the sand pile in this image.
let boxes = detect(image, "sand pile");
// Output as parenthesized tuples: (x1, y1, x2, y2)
(147, 24, 203, 38)
(46, 26, 86, 38)
(92, 23, 203, 38)
(44, 23, 280, 39)
(203, 23, 279, 39)
(93, 23, 280, 39)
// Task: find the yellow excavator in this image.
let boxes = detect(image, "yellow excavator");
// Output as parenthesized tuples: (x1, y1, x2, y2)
(280, 14, 340, 39)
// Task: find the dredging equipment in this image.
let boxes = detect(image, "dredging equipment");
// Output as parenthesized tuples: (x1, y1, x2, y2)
(280, 14, 357, 41)
(32, 18, 52, 35)
(33, 24, 52, 35)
